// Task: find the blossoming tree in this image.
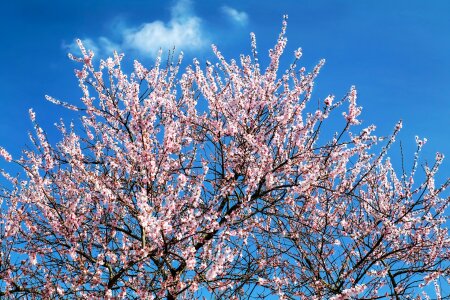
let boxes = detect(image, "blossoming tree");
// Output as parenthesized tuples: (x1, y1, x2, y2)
(0, 19, 449, 299)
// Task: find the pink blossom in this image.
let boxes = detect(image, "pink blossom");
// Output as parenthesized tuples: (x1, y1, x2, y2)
(0, 146, 12, 162)
(0, 18, 447, 300)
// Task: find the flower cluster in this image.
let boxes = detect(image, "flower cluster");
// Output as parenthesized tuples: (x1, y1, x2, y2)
(0, 20, 448, 299)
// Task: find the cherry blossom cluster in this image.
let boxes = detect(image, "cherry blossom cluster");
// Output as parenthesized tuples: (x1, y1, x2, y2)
(0, 19, 448, 299)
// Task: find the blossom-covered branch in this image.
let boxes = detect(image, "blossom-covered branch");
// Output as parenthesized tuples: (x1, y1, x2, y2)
(0, 19, 449, 299)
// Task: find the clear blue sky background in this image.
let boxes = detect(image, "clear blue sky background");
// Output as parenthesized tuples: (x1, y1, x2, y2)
(0, 0, 448, 181)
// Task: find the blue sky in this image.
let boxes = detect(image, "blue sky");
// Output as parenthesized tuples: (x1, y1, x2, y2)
(0, 0, 448, 180)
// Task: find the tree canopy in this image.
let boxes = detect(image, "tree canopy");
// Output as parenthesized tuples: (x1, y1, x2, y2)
(0, 19, 449, 299)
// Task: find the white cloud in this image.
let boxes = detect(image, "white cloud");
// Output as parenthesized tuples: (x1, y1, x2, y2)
(97, 37, 121, 54)
(63, 38, 99, 56)
(64, 37, 120, 57)
(123, 16, 205, 55)
(221, 6, 248, 26)
(64, 0, 207, 58)
(123, 0, 206, 55)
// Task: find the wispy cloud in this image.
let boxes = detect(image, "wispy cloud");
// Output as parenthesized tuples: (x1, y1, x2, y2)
(124, 0, 206, 56)
(97, 37, 121, 55)
(221, 6, 248, 26)
(63, 38, 98, 56)
(64, 0, 208, 58)
(64, 37, 121, 57)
